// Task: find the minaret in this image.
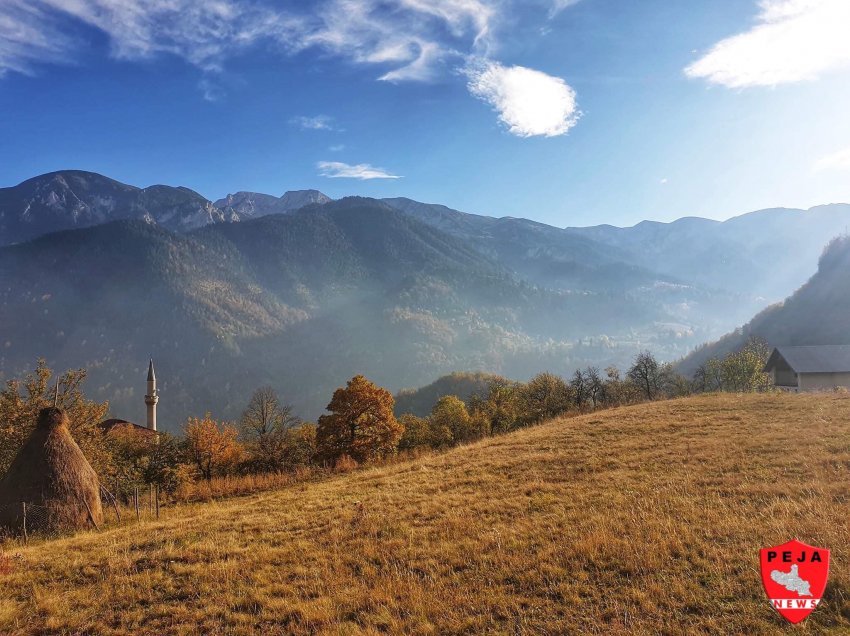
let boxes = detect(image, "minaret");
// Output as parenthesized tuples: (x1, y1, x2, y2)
(144, 358, 158, 432)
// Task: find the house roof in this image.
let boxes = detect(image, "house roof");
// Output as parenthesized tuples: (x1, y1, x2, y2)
(99, 419, 157, 435)
(765, 345, 850, 374)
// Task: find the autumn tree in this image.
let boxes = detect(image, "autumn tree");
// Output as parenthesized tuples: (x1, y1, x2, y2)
(183, 414, 244, 480)
(315, 375, 403, 464)
(520, 372, 571, 424)
(108, 429, 186, 494)
(430, 395, 478, 445)
(397, 413, 432, 451)
(0, 359, 110, 478)
(278, 423, 317, 470)
(475, 378, 522, 434)
(720, 338, 772, 392)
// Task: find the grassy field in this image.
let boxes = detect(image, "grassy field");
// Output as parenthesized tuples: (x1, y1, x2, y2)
(2, 393, 850, 634)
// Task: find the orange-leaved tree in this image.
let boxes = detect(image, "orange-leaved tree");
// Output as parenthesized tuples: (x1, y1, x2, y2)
(315, 375, 403, 464)
(183, 414, 244, 480)
(0, 359, 110, 478)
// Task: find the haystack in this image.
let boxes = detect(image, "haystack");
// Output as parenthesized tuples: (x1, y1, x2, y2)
(0, 407, 103, 535)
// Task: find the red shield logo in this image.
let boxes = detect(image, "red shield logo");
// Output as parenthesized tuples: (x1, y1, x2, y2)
(760, 539, 830, 624)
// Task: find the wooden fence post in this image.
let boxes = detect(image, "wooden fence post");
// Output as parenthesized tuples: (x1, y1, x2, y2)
(102, 486, 121, 523)
(83, 498, 100, 531)
(134, 487, 140, 522)
(149, 484, 153, 516)
(22, 502, 27, 544)
(155, 485, 160, 519)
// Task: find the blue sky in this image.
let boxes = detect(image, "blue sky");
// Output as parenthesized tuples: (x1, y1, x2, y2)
(1, 0, 850, 227)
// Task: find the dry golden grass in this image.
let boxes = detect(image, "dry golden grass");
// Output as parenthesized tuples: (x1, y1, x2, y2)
(2, 393, 850, 635)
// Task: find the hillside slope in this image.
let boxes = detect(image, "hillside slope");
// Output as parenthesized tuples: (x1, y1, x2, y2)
(680, 235, 850, 374)
(3, 393, 849, 634)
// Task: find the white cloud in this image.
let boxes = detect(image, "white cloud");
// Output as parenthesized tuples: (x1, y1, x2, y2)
(685, 0, 850, 88)
(290, 115, 337, 131)
(814, 147, 850, 172)
(329, 144, 346, 152)
(660, 178, 669, 185)
(465, 59, 579, 137)
(317, 161, 402, 179)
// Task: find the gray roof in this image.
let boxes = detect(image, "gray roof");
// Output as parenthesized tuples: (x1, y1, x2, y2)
(765, 346, 850, 373)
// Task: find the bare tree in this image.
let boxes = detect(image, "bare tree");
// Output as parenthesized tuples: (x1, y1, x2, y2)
(585, 366, 604, 408)
(570, 369, 587, 409)
(627, 351, 661, 400)
(240, 386, 299, 439)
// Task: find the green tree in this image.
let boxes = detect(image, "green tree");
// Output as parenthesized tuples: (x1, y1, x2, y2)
(315, 375, 403, 463)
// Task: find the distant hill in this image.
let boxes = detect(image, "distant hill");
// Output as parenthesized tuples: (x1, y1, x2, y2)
(3, 170, 850, 424)
(214, 190, 331, 218)
(679, 235, 850, 375)
(568, 204, 850, 302)
(0, 198, 666, 426)
(394, 372, 507, 417)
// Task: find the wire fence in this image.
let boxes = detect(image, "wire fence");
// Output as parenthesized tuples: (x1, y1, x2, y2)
(1, 483, 164, 543)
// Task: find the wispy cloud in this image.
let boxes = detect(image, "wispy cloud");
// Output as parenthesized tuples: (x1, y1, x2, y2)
(198, 78, 224, 102)
(290, 115, 337, 131)
(549, 0, 582, 19)
(329, 144, 346, 152)
(465, 59, 580, 137)
(0, 1, 581, 137)
(317, 161, 402, 179)
(0, 2, 76, 77)
(685, 0, 850, 88)
(814, 146, 850, 172)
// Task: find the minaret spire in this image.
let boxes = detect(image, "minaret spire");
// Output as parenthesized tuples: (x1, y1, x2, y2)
(144, 358, 158, 431)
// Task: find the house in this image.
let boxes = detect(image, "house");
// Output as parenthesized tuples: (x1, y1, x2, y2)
(763, 346, 850, 391)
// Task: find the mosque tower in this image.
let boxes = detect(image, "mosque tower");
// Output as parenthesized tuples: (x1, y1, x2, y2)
(144, 358, 158, 432)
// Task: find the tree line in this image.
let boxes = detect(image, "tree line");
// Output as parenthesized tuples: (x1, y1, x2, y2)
(0, 342, 772, 498)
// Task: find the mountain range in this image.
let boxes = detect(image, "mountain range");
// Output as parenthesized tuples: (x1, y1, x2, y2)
(1, 170, 848, 426)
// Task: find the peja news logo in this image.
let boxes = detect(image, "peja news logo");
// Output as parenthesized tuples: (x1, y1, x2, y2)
(760, 539, 830, 624)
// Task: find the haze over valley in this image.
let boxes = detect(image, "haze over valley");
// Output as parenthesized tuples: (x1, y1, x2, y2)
(2, 170, 848, 426)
